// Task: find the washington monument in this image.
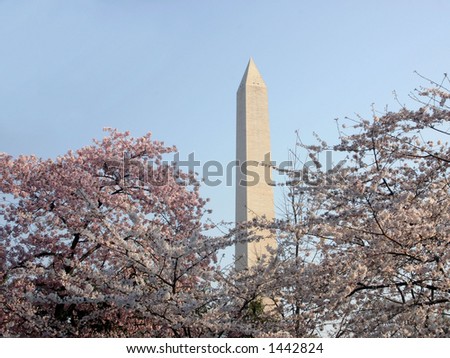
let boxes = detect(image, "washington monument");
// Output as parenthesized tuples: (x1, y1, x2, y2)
(235, 58, 276, 270)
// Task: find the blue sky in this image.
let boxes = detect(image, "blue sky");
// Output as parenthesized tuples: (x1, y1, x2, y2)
(1, 0, 450, 235)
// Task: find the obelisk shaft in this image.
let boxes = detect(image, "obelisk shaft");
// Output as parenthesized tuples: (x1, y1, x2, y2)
(235, 58, 276, 271)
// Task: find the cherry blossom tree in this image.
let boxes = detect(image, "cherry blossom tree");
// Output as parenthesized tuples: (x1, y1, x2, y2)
(260, 82, 450, 337)
(0, 129, 229, 337)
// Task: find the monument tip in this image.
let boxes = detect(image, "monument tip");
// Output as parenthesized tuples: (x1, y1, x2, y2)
(239, 58, 266, 88)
